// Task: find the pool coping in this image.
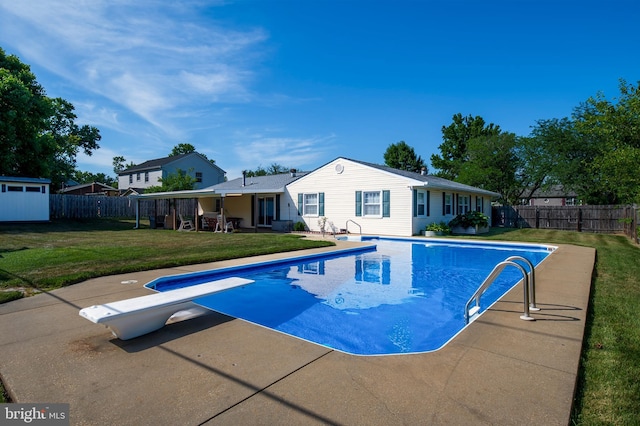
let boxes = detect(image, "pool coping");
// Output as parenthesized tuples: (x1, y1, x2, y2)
(0, 237, 594, 425)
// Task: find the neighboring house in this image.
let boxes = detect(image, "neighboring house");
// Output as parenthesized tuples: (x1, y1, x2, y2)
(134, 157, 499, 236)
(0, 176, 51, 222)
(60, 182, 119, 196)
(117, 152, 226, 192)
(522, 185, 580, 206)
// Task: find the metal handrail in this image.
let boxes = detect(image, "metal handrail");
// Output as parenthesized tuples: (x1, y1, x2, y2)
(345, 219, 362, 235)
(465, 260, 535, 324)
(504, 255, 539, 311)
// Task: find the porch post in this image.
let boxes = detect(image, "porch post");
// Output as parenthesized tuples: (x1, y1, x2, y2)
(254, 193, 258, 233)
(194, 200, 199, 231)
(172, 199, 177, 230)
(135, 198, 140, 229)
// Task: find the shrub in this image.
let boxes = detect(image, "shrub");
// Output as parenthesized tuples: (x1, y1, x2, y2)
(293, 221, 307, 232)
(448, 211, 489, 229)
(425, 221, 451, 234)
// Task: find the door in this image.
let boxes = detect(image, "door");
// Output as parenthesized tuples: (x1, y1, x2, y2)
(258, 196, 275, 226)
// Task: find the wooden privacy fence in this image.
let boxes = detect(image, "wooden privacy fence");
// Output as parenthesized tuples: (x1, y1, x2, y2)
(49, 194, 197, 220)
(493, 205, 639, 242)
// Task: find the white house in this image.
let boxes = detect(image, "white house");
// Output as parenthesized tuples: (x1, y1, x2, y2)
(0, 176, 51, 222)
(118, 152, 226, 193)
(134, 157, 500, 236)
(286, 158, 499, 236)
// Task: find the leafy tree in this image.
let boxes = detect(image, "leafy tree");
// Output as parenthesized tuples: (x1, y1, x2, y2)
(0, 48, 101, 189)
(457, 132, 520, 204)
(145, 168, 196, 193)
(244, 163, 291, 177)
(383, 141, 427, 173)
(430, 113, 501, 180)
(573, 79, 640, 204)
(72, 170, 116, 186)
(169, 143, 196, 156)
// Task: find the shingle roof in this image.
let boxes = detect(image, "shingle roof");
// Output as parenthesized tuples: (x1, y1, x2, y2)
(0, 176, 51, 184)
(342, 158, 500, 197)
(120, 153, 191, 173)
(207, 172, 307, 194)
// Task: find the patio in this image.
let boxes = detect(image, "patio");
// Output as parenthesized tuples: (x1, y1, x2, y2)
(0, 239, 594, 425)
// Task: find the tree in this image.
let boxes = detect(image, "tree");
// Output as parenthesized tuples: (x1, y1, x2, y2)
(44, 98, 101, 187)
(72, 170, 116, 186)
(244, 163, 291, 177)
(0, 48, 101, 189)
(457, 133, 520, 204)
(572, 79, 640, 204)
(145, 168, 196, 192)
(169, 143, 196, 156)
(383, 141, 427, 173)
(430, 113, 501, 181)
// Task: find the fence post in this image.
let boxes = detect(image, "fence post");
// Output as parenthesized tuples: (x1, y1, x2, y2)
(577, 208, 582, 232)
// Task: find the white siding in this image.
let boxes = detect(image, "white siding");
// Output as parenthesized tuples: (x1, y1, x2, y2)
(287, 159, 415, 236)
(0, 182, 50, 221)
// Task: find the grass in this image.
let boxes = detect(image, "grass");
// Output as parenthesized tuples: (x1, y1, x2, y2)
(0, 219, 334, 293)
(1, 221, 639, 422)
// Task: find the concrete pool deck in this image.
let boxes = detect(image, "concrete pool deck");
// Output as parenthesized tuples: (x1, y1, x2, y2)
(0, 238, 594, 425)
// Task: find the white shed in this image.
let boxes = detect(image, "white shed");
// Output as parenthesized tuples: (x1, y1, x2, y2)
(0, 176, 51, 222)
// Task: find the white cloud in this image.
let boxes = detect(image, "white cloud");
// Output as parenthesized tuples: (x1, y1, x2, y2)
(0, 0, 267, 135)
(233, 133, 337, 171)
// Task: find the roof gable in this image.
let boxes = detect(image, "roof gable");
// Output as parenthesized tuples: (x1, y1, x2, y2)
(292, 157, 500, 197)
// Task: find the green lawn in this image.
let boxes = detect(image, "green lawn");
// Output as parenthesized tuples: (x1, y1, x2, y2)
(1, 221, 639, 423)
(0, 219, 334, 293)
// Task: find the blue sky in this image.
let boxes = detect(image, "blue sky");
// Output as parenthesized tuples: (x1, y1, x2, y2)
(1, 0, 638, 181)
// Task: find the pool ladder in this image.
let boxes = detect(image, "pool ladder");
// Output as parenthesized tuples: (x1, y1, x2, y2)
(464, 256, 540, 324)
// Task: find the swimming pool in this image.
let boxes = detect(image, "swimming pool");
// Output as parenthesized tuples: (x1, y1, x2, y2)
(148, 237, 554, 355)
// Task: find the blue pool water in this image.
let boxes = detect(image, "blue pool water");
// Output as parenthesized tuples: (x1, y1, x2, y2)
(148, 237, 553, 355)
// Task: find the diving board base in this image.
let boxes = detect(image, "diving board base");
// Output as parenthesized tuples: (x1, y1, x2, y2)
(79, 277, 254, 340)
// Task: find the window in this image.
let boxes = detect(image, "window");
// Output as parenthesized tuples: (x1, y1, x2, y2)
(7, 185, 23, 192)
(356, 190, 389, 217)
(129, 174, 133, 184)
(144, 172, 149, 182)
(458, 195, 470, 214)
(297, 193, 324, 217)
(443, 193, 452, 215)
(136, 173, 141, 181)
(476, 196, 483, 213)
(414, 190, 429, 217)
(363, 191, 381, 216)
(417, 191, 426, 216)
(25, 186, 41, 193)
(303, 193, 318, 216)
(195, 172, 202, 183)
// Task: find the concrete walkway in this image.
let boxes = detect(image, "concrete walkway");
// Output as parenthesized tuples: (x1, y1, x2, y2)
(0, 239, 594, 425)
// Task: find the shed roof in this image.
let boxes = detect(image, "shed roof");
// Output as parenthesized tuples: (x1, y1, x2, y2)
(0, 176, 51, 184)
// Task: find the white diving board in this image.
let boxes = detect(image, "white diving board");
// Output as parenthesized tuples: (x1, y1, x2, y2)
(79, 277, 254, 340)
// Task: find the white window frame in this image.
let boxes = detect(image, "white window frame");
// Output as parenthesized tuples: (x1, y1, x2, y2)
(417, 190, 427, 217)
(476, 196, 483, 212)
(363, 190, 382, 217)
(303, 193, 319, 217)
(458, 195, 470, 214)
(444, 193, 452, 215)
